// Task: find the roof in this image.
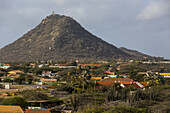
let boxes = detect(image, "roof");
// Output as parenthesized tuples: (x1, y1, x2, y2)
(91, 77, 102, 80)
(42, 71, 51, 74)
(97, 81, 134, 86)
(97, 81, 115, 86)
(97, 81, 144, 88)
(0, 105, 24, 113)
(138, 72, 147, 75)
(25, 109, 51, 113)
(41, 78, 57, 82)
(159, 73, 170, 75)
(8, 70, 24, 74)
(27, 100, 50, 103)
(123, 82, 141, 88)
(100, 78, 133, 82)
(105, 71, 114, 74)
(80, 64, 101, 67)
(3, 64, 10, 66)
(140, 82, 148, 86)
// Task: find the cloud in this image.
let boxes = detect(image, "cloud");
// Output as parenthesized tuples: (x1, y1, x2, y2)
(137, 0, 170, 20)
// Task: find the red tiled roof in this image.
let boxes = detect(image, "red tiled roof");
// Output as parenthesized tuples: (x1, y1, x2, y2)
(117, 59, 122, 61)
(97, 81, 115, 86)
(3, 64, 10, 66)
(25, 109, 50, 113)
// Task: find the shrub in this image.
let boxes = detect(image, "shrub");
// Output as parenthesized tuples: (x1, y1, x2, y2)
(21, 90, 48, 101)
(104, 106, 148, 113)
(1, 97, 27, 108)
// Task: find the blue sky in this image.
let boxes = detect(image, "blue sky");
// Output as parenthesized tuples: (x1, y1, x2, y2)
(0, 0, 170, 58)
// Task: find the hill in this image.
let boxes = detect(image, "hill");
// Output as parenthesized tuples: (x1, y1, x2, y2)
(0, 14, 131, 62)
(119, 47, 151, 59)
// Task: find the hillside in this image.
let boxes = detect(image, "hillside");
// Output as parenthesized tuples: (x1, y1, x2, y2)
(119, 47, 151, 59)
(0, 14, 131, 62)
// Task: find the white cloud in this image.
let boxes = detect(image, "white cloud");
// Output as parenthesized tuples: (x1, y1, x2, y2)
(137, 0, 170, 20)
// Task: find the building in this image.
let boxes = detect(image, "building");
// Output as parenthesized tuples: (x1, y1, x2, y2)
(80, 64, 101, 67)
(105, 71, 115, 76)
(42, 71, 52, 77)
(8, 70, 24, 75)
(159, 73, 170, 78)
(90, 77, 102, 81)
(1, 64, 11, 69)
(0, 105, 24, 113)
(25, 109, 51, 113)
(37, 78, 57, 85)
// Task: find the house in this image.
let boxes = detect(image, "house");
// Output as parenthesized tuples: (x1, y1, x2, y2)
(42, 71, 52, 77)
(109, 75, 119, 78)
(97, 78, 148, 88)
(80, 64, 101, 67)
(27, 100, 60, 109)
(8, 70, 24, 75)
(1, 64, 11, 69)
(37, 78, 57, 85)
(25, 109, 51, 113)
(159, 73, 170, 78)
(120, 82, 145, 88)
(30, 63, 36, 67)
(101, 78, 133, 82)
(104, 71, 114, 76)
(0, 105, 24, 113)
(97, 78, 134, 86)
(6, 70, 24, 79)
(90, 77, 102, 81)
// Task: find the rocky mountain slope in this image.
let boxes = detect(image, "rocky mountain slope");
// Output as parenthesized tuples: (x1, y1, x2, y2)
(119, 47, 151, 59)
(0, 14, 132, 62)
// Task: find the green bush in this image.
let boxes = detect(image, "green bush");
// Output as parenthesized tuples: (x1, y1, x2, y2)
(1, 97, 27, 108)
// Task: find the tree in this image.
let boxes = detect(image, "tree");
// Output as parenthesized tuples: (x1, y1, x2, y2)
(3, 79, 12, 83)
(22, 90, 48, 101)
(69, 61, 77, 66)
(14, 78, 22, 84)
(1, 97, 27, 108)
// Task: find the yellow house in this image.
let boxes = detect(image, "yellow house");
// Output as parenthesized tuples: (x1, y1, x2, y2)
(159, 73, 170, 78)
(0, 105, 24, 113)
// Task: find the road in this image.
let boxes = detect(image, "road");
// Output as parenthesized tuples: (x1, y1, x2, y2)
(0, 85, 42, 93)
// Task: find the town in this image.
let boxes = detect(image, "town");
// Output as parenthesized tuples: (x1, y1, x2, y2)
(0, 59, 169, 113)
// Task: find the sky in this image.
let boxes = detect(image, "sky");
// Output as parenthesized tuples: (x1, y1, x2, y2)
(0, 0, 170, 58)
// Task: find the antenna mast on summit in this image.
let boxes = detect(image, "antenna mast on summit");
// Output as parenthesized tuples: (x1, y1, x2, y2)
(52, 11, 55, 15)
